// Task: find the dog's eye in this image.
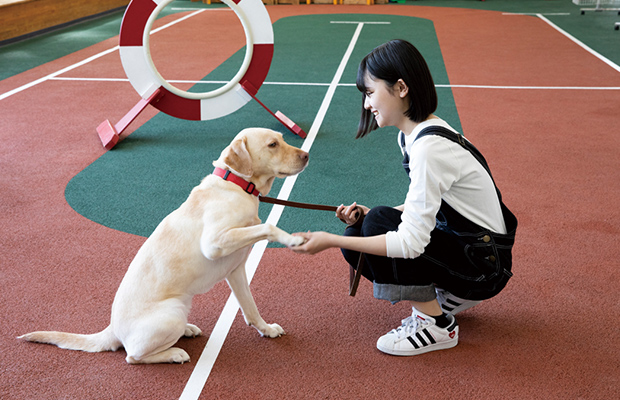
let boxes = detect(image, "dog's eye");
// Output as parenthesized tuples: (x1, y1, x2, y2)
(268, 142, 278, 148)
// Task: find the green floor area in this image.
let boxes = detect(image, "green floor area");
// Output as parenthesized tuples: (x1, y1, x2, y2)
(0, 1, 619, 81)
(64, 14, 460, 238)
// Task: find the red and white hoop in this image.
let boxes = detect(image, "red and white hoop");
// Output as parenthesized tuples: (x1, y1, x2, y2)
(118, 0, 274, 121)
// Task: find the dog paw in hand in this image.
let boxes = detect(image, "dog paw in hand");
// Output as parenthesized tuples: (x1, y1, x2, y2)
(288, 235, 306, 247)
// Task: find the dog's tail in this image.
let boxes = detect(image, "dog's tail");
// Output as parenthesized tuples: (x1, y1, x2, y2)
(18, 325, 121, 353)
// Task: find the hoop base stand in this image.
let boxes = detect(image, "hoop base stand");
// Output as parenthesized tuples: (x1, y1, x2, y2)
(97, 88, 163, 150)
(241, 81, 307, 139)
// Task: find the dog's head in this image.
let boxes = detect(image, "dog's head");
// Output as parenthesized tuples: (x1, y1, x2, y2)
(214, 128, 309, 193)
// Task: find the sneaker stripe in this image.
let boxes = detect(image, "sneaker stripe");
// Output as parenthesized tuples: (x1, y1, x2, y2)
(445, 298, 461, 307)
(379, 314, 459, 356)
(415, 332, 428, 346)
(422, 329, 436, 344)
(406, 329, 437, 350)
(441, 304, 455, 312)
(406, 336, 420, 349)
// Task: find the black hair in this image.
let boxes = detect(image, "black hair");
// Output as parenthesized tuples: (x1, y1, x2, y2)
(356, 39, 437, 138)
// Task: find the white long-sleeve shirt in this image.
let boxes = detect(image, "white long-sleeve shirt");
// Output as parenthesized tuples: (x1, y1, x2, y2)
(385, 118, 507, 259)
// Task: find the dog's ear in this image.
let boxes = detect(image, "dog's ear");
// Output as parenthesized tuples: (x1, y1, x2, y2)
(222, 136, 253, 178)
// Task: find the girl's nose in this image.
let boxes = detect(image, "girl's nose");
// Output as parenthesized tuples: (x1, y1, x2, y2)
(363, 95, 371, 110)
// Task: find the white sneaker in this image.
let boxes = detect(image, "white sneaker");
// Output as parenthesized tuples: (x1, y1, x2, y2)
(376, 311, 458, 356)
(436, 288, 482, 315)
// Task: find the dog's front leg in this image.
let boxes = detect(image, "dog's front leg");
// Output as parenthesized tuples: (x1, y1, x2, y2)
(202, 223, 304, 260)
(226, 263, 284, 338)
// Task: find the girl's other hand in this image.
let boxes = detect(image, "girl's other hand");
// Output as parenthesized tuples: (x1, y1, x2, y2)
(336, 202, 369, 225)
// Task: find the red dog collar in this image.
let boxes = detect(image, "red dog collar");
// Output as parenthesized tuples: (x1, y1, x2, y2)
(213, 167, 260, 197)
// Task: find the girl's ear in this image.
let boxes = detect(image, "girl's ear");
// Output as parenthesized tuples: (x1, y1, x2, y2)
(396, 79, 409, 98)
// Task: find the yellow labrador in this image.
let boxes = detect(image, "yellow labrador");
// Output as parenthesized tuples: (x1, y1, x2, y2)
(19, 128, 309, 364)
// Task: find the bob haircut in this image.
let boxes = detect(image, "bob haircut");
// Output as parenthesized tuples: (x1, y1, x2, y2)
(356, 39, 437, 138)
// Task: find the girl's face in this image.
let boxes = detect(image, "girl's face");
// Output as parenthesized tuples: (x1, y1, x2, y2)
(362, 73, 409, 129)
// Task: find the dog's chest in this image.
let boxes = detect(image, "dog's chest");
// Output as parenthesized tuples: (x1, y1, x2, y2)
(191, 246, 252, 294)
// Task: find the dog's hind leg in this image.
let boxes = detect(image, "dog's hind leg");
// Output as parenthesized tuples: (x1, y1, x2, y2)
(126, 347, 190, 364)
(226, 262, 284, 338)
(124, 329, 190, 364)
(126, 323, 201, 364)
(122, 309, 192, 364)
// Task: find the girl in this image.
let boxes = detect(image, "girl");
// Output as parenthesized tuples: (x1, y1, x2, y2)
(290, 39, 517, 357)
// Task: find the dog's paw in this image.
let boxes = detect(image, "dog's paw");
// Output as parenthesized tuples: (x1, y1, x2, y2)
(168, 348, 191, 364)
(260, 323, 285, 338)
(184, 324, 202, 338)
(287, 235, 306, 247)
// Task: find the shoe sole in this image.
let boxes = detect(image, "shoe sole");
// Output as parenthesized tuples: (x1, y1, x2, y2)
(377, 337, 458, 357)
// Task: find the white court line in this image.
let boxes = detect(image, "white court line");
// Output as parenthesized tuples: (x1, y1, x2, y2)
(436, 84, 620, 90)
(0, 9, 206, 102)
(48, 76, 333, 87)
(0, 47, 119, 102)
(48, 77, 620, 90)
(171, 8, 231, 11)
(178, 21, 366, 400)
(7, 12, 619, 103)
(503, 12, 571, 16)
(536, 13, 620, 74)
(331, 21, 391, 24)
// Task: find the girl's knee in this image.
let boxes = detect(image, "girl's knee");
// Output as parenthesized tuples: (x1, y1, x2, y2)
(361, 206, 402, 236)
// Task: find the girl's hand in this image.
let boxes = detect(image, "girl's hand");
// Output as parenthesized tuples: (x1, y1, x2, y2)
(289, 231, 332, 255)
(336, 202, 369, 225)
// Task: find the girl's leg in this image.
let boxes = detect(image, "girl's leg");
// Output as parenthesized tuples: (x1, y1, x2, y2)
(342, 206, 460, 356)
(361, 206, 438, 303)
(410, 300, 442, 316)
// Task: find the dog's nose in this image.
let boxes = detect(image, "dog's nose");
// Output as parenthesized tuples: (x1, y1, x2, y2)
(299, 151, 309, 162)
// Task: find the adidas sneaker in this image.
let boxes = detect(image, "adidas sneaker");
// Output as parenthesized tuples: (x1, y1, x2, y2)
(376, 310, 458, 356)
(436, 287, 482, 315)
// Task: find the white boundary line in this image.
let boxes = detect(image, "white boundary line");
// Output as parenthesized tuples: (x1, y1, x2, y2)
(503, 12, 571, 16)
(5, 12, 619, 103)
(47, 76, 620, 90)
(0, 47, 119, 102)
(0, 9, 206, 102)
(536, 13, 620, 74)
(331, 21, 391, 24)
(171, 8, 232, 11)
(436, 84, 620, 90)
(178, 21, 366, 400)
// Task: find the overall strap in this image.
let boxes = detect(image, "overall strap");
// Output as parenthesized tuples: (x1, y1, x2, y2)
(414, 126, 503, 200)
(399, 131, 410, 176)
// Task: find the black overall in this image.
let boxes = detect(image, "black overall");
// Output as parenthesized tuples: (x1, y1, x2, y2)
(342, 126, 518, 303)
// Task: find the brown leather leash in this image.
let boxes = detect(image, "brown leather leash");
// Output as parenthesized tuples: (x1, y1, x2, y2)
(259, 196, 339, 212)
(259, 195, 366, 296)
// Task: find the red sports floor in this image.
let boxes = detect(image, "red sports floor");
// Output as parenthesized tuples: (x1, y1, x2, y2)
(1, 3, 619, 399)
